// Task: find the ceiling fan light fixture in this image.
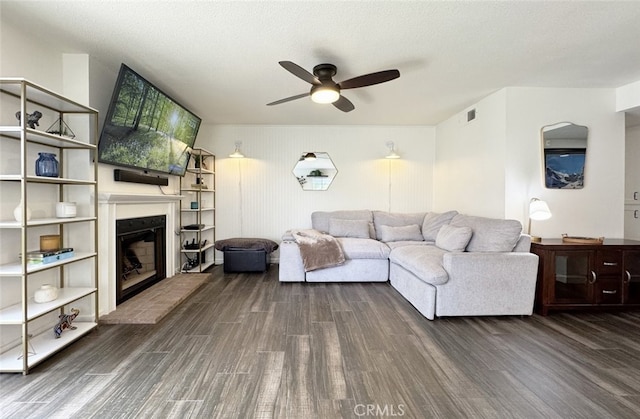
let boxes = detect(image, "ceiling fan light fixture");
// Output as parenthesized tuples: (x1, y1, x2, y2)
(310, 85, 340, 104)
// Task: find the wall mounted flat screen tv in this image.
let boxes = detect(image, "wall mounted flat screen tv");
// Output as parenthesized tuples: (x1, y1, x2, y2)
(98, 64, 201, 176)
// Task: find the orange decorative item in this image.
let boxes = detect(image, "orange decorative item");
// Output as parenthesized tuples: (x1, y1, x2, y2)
(40, 234, 61, 252)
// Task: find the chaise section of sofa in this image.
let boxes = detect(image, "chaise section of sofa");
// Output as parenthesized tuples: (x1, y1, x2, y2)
(388, 214, 539, 319)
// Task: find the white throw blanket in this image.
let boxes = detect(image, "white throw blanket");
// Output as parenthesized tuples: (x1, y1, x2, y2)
(291, 229, 346, 272)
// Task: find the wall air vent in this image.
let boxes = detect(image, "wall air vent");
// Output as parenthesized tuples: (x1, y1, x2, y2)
(467, 108, 476, 122)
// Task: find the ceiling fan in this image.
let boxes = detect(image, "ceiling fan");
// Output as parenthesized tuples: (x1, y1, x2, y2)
(267, 61, 400, 112)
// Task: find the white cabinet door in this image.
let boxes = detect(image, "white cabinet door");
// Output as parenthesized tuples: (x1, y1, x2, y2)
(625, 205, 640, 240)
(625, 125, 640, 203)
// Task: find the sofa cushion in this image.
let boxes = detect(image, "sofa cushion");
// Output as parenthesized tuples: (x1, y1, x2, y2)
(389, 246, 449, 285)
(337, 238, 390, 259)
(312, 210, 374, 238)
(329, 218, 370, 239)
(450, 214, 522, 252)
(373, 211, 426, 240)
(379, 224, 424, 242)
(436, 224, 472, 252)
(386, 241, 432, 250)
(422, 210, 458, 241)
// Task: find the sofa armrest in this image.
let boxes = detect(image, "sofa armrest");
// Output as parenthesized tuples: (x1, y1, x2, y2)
(437, 252, 539, 316)
(513, 234, 532, 252)
(278, 240, 306, 282)
(282, 230, 296, 242)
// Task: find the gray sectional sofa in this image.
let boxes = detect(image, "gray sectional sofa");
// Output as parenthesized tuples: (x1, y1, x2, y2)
(279, 210, 539, 320)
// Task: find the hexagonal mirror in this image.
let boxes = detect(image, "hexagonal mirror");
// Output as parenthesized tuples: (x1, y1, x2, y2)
(292, 152, 338, 191)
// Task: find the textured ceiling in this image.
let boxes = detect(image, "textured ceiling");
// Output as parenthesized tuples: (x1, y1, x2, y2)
(2, 1, 640, 126)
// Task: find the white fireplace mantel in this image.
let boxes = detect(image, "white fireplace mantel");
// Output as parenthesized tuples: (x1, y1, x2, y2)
(98, 192, 183, 316)
(98, 192, 184, 203)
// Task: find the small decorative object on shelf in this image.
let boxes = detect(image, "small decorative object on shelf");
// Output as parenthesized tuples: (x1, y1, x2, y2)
(182, 253, 201, 271)
(34, 284, 59, 303)
(561, 234, 605, 244)
(16, 335, 36, 360)
(45, 118, 76, 138)
(22, 248, 75, 265)
(184, 238, 207, 250)
(13, 200, 32, 222)
(15, 110, 42, 129)
(191, 177, 207, 189)
(183, 223, 204, 230)
(35, 152, 59, 177)
(40, 234, 61, 252)
(53, 308, 79, 339)
(55, 202, 77, 218)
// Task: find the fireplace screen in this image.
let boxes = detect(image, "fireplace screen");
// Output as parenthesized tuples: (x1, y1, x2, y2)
(116, 215, 166, 304)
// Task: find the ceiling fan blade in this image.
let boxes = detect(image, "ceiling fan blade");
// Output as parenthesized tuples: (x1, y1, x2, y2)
(338, 69, 400, 90)
(333, 95, 355, 112)
(266, 92, 310, 106)
(279, 61, 319, 85)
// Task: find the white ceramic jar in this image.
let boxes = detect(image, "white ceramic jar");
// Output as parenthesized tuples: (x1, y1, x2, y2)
(34, 284, 58, 303)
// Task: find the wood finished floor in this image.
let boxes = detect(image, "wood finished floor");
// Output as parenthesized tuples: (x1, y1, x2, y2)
(2, 265, 640, 419)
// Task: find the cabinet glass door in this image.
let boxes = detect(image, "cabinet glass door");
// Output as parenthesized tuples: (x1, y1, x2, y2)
(624, 250, 640, 304)
(553, 251, 593, 304)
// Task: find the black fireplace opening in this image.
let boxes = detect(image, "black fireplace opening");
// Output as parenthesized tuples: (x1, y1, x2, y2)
(116, 215, 166, 305)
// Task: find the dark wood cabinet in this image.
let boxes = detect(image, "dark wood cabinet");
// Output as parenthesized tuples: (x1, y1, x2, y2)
(531, 239, 640, 315)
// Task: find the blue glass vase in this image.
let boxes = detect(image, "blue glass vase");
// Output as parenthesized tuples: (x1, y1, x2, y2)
(35, 152, 59, 177)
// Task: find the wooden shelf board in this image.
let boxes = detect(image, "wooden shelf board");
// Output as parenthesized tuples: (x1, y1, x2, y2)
(0, 216, 96, 229)
(0, 252, 96, 276)
(180, 243, 215, 253)
(0, 175, 96, 185)
(0, 288, 96, 324)
(0, 322, 97, 373)
(180, 208, 215, 212)
(180, 225, 215, 233)
(182, 261, 214, 273)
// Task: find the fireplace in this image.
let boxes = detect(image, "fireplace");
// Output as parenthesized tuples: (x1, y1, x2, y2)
(116, 215, 166, 304)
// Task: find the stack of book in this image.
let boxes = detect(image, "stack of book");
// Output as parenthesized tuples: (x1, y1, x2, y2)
(23, 248, 74, 265)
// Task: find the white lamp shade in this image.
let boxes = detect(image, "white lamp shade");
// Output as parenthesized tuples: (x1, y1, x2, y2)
(229, 141, 245, 158)
(529, 199, 552, 220)
(385, 141, 400, 159)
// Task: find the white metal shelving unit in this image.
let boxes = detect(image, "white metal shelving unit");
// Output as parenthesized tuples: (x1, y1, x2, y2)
(0, 78, 99, 374)
(179, 148, 215, 273)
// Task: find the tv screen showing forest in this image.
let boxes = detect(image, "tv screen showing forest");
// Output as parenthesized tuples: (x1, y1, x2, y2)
(98, 64, 201, 176)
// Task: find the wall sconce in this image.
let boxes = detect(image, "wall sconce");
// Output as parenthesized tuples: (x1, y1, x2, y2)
(528, 198, 552, 242)
(385, 141, 400, 159)
(229, 141, 245, 158)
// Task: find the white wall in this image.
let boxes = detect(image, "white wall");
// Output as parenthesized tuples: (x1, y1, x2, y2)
(506, 87, 625, 239)
(199, 125, 435, 261)
(617, 79, 640, 112)
(0, 19, 63, 91)
(434, 90, 507, 217)
(434, 86, 626, 239)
